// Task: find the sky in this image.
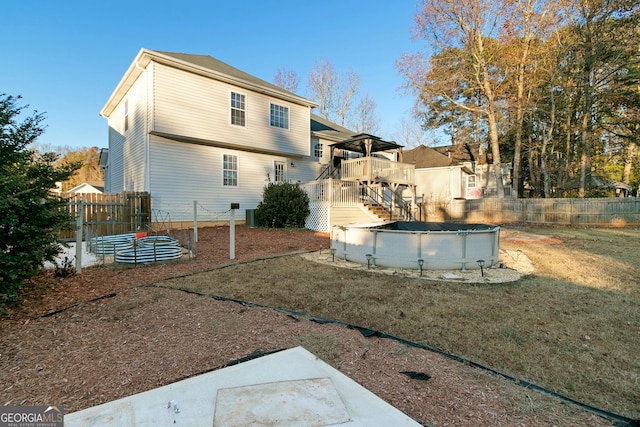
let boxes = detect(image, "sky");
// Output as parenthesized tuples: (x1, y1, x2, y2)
(2, 1, 429, 151)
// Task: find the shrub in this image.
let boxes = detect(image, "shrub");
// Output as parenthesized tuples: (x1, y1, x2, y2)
(255, 182, 310, 228)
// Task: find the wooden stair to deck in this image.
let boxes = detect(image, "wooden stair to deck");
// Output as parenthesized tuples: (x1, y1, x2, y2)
(363, 202, 391, 221)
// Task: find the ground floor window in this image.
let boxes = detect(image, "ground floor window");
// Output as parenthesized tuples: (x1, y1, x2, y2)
(274, 161, 285, 183)
(223, 154, 238, 186)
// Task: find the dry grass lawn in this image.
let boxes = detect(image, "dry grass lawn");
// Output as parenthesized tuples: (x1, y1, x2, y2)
(160, 226, 640, 420)
(1, 225, 638, 425)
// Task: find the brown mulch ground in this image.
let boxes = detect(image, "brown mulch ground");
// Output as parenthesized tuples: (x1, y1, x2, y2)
(0, 226, 613, 426)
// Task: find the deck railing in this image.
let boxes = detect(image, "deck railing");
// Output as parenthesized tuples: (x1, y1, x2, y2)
(302, 179, 361, 206)
(340, 157, 414, 185)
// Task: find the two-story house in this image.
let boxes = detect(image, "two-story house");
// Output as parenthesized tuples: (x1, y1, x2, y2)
(100, 48, 353, 224)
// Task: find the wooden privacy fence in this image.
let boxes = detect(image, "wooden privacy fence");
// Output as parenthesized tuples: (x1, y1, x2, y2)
(420, 197, 640, 226)
(62, 192, 151, 240)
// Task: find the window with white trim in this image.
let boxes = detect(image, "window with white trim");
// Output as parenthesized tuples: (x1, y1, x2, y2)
(313, 139, 323, 158)
(231, 92, 245, 126)
(274, 161, 285, 183)
(270, 103, 289, 129)
(124, 100, 129, 131)
(468, 175, 477, 188)
(223, 154, 238, 186)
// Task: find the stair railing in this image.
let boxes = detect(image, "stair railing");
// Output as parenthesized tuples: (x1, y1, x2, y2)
(361, 183, 412, 221)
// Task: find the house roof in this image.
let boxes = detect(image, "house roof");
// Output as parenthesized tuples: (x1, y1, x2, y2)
(432, 143, 485, 164)
(310, 114, 356, 143)
(401, 145, 453, 168)
(101, 49, 318, 118)
(330, 133, 402, 154)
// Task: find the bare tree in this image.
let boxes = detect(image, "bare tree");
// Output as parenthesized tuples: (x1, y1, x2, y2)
(273, 68, 300, 93)
(393, 116, 428, 148)
(351, 92, 381, 134)
(307, 59, 361, 128)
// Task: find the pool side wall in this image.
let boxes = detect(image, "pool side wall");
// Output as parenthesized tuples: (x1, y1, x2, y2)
(330, 225, 500, 270)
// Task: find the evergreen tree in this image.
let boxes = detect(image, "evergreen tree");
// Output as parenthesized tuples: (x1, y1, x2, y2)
(0, 94, 79, 303)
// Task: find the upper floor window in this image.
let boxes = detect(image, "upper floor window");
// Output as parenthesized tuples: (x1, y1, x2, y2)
(223, 154, 238, 186)
(270, 103, 289, 129)
(467, 175, 477, 188)
(124, 100, 129, 131)
(231, 92, 246, 126)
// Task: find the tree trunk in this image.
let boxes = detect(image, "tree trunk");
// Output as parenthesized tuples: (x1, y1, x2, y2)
(483, 70, 504, 197)
(542, 90, 556, 197)
(623, 142, 636, 191)
(579, 105, 593, 197)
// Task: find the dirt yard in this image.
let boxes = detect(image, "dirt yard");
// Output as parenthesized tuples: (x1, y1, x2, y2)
(0, 225, 628, 426)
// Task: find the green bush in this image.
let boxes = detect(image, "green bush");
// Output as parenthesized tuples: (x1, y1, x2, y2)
(0, 94, 79, 303)
(255, 182, 310, 228)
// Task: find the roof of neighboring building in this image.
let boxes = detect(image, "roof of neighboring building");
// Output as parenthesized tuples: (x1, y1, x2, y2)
(102, 49, 318, 117)
(432, 143, 482, 164)
(66, 183, 104, 194)
(401, 145, 454, 168)
(311, 114, 356, 143)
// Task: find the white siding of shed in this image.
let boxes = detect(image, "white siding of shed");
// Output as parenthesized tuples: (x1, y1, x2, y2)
(152, 63, 310, 157)
(413, 166, 466, 201)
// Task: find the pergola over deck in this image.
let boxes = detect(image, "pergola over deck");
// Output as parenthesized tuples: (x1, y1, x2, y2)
(329, 133, 414, 186)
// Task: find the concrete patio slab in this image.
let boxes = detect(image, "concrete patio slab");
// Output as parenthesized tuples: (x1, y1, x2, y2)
(65, 346, 421, 426)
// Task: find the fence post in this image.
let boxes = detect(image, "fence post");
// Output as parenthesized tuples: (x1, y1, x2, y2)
(193, 200, 198, 242)
(229, 204, 237, 259)
(75, 196, 84, 274)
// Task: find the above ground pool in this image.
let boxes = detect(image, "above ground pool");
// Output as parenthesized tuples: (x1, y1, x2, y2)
(330, 221, 500, 271)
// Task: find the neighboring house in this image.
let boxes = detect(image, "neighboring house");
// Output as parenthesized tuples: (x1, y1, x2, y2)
(100, 48, 353, 223)
(557, 175, 632, 197)
(431, 143, 512, 198)
(65, 182, 105, 195)
(401, 145, 480, 202)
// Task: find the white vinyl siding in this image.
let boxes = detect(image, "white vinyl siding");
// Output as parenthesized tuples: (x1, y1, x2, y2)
(105, 71, 149, 193)
(123, 71, 148, 192)
(149, 136, 288, 221)
(152, 63, 310, 156)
